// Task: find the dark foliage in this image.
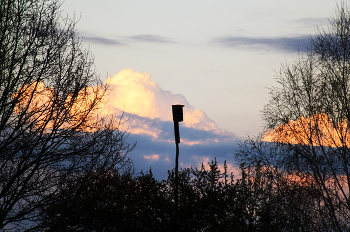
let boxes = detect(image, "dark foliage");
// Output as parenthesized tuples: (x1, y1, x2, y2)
(39, 159, 322, 232)
(0, 0, 134, 230)
(39, 169, 168, 231)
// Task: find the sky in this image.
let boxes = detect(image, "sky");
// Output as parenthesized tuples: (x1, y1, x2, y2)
(60, 0, 338, 179)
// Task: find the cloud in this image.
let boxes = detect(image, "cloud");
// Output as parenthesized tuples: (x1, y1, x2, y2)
(143, 154, 160, 161)
(104, 69, 231, 143)
(127, 34, 174, 43)
(99, 69, 240, 179)
(83, 36, 124, 46)
(109, 111, 234, 145)
(80, 33, 174, 46)
(293, 17, 330, 28)
(214, 35, 310, 52)
(262, 113, 350, 148)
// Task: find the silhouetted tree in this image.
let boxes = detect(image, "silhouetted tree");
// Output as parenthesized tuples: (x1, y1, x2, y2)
(235, 153, 320, 231)
(167, 159, 270, 232)
(40, 156, 334, 231)
(40, 160, 256, 232)
(237, 2, 350, 231)
(0, 0, 134, 230)
(38, 169, 169, 231)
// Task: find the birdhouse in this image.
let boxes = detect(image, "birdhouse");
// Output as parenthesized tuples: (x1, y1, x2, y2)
(172, 105, 184, 122)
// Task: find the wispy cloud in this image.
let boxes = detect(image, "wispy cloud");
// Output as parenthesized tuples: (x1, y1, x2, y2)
(293, 17, 330, 28)
(143, 154, 160, 161)
(127, 34, 174, 43)
(214, 36, 310, 52)
(81, 33, 175, 46)
(83, 36, 124, 46)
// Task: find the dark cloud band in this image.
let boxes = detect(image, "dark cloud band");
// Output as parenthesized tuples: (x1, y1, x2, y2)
(83, 36, 124, 45)
(127, 34, 174, 43)
(82, 34, 174, 46)
(214, 36, 310, 52)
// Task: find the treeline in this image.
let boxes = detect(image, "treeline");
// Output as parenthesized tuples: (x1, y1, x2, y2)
(35, 158, 346, 231)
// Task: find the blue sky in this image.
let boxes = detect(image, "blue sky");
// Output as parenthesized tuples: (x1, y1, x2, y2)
(61, 0, 337, 179)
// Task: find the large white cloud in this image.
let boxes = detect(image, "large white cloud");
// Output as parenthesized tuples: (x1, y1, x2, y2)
(98, 69, 239, 179)
(103, 69, 233, 144)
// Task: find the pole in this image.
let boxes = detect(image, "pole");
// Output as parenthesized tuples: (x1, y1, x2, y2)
(172, 104, 183, 231)
(174, 121, 179, 231)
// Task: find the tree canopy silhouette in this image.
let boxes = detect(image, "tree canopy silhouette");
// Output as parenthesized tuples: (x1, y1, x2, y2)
(0, 0, 134, 230)
(237, 3, 350, 231)
(39, 159, 318, 231)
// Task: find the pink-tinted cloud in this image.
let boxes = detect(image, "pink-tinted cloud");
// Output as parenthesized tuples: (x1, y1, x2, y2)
(143, 154, 160, 161)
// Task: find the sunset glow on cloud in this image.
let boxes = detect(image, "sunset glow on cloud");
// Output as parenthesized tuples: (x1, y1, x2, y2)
(105, 69, 215, 126)
(14, 81, 105, 132)
(262, 113, 350, 147)
(13, 81, 55, 130)
(102, 69, 234, 145)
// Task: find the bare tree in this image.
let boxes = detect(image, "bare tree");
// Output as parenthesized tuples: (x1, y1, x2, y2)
(0, 0, 134, 230)
(237, 3, 350, 231)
